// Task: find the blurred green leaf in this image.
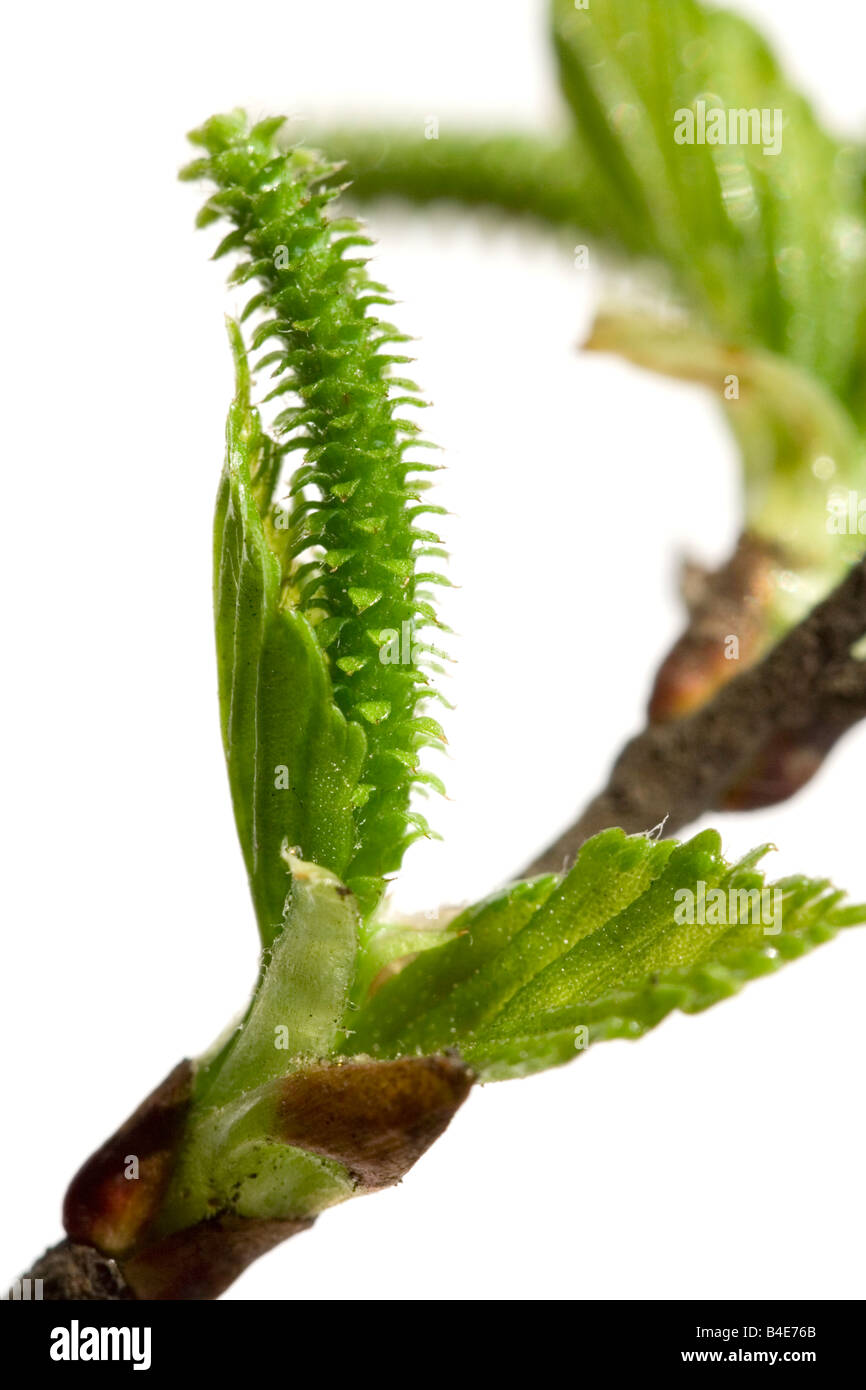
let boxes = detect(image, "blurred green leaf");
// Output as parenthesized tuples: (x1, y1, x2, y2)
(552, 0, 866, 402)
(310, 126, 644, 253)
(585, 309, 866, 594)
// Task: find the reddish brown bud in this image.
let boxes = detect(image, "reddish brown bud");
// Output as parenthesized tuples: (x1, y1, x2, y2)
(120, 1214, 314, 1301)
(274, 1052, 474, 1190)
(63, 1060, 194, 1258)
(648, 534, 779, 723)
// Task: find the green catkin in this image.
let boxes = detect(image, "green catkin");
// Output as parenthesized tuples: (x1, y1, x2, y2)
(182, 110, 447, 891)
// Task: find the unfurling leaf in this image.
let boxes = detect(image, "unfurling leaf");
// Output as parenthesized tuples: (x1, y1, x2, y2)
(214, 324, 365, 944)
(187, 112, 448, 928)
(344, 828, 866, 1080)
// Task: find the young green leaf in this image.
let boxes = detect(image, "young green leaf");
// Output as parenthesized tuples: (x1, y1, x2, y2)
(469, 864, 863, 1080)
(214, 322, 365, 944)
(343, 828, 866, 1081)
(342, 874, 561, 1058)
(184, 111, 449, 924)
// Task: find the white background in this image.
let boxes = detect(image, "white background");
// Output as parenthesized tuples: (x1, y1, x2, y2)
(3, 0, 865, 1301)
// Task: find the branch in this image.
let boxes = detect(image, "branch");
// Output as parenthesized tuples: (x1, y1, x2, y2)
(525, 558, 866, 876)
(9, 1054, 471, 1301)
(10, 1239, 134, 1301)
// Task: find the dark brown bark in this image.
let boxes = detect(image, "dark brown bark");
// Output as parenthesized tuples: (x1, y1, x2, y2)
(119, 1216, 315, 1301)
(647, 533, 782, 722)
(10, 1238, 135, 1301)
(275, 1053, 474, 1189)
(525, 556, 866, 876)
